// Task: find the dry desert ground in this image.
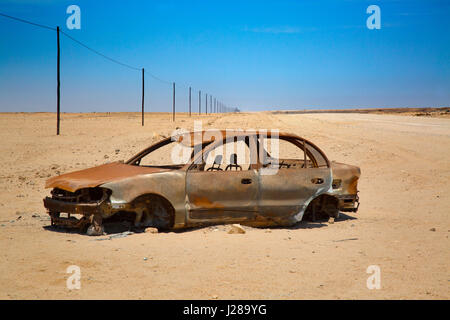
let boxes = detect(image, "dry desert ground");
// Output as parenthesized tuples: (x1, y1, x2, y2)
(0, 111, 448, 299)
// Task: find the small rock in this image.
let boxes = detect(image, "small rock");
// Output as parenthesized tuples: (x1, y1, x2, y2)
(104, 155, 109, 159)
(143, 257, 148, 261)
(430, 228, 436, 232)
(32, 214, 40, 218)
(145, 227, 159, 234)
(328, 217, 335, 224)
(211, 295, 218, 300)
(228, 224, 246, 234)
(16, 216, 22, 221)
(265, 229, 272, 233)
(115, 149, 120, 154)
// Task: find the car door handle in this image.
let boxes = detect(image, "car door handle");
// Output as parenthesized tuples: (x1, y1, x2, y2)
(241, 178, 252, 184)
(311, 178, 324, 184)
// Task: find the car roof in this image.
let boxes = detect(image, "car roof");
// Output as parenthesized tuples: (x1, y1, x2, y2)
(173, 130, 305, 146)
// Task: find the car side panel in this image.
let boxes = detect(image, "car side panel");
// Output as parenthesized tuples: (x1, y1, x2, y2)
(257, 167, 332, 225)
(100, 171, 187, 228)
(185, 169, 259, 224)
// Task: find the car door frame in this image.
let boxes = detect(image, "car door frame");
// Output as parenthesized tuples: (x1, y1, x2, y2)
(256, 134, 332, 224)
(184, 134, 260, 225)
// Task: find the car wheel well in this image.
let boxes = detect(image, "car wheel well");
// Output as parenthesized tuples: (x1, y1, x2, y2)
(303, 194, 339, 221)
(131, 193, 175, 229)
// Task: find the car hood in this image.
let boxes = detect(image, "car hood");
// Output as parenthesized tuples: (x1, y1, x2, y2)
(45, 162, 169, 192)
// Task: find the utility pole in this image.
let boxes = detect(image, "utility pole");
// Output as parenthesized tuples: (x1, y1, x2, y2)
(199, 90, 201, 114)
(141, 68, 144, 126)
(189, 86, 191, 117)
(172, 82, 175, 122)
(56, 26, 60, 135)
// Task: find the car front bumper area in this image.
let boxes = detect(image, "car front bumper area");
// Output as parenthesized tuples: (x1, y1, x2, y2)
(43, 196, 109, 228)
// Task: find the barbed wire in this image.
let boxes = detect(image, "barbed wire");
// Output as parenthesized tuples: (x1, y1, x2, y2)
(0, 11, 230, 111)
(143, 69, 172, 85)
(59, 30, 141, 71)
(0, 12, 56, 31)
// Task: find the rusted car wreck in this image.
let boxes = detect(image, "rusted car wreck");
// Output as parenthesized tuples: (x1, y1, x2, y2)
(43, 130, 360, 235)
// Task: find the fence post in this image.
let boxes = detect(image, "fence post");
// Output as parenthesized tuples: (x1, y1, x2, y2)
(172, 82, 175, 122)
(56, 26, 60, 135)
(141, 68, 144, 126)
(189, 86, 191, 117)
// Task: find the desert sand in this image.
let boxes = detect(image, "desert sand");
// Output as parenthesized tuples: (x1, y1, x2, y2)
(0, 111, 448, 299)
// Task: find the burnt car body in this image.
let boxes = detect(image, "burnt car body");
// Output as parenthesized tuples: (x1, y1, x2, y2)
(43, 130, 360, 235)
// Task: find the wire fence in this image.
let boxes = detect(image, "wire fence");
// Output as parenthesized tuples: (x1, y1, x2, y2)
(0, 12, 238, 135)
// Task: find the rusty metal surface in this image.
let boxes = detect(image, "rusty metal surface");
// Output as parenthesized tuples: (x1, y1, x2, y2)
(43, 130, 360, 232)
(186, 169, 259, 224)
(258, 167, 332, 223)
(330, 161, 361, 195)
(45, 161, 168, 192)
(101, 170, 187, 226)
(44, 196, 106, 215)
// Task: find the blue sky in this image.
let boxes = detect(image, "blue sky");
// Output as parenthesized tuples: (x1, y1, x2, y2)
(0, 0, 449, 112)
